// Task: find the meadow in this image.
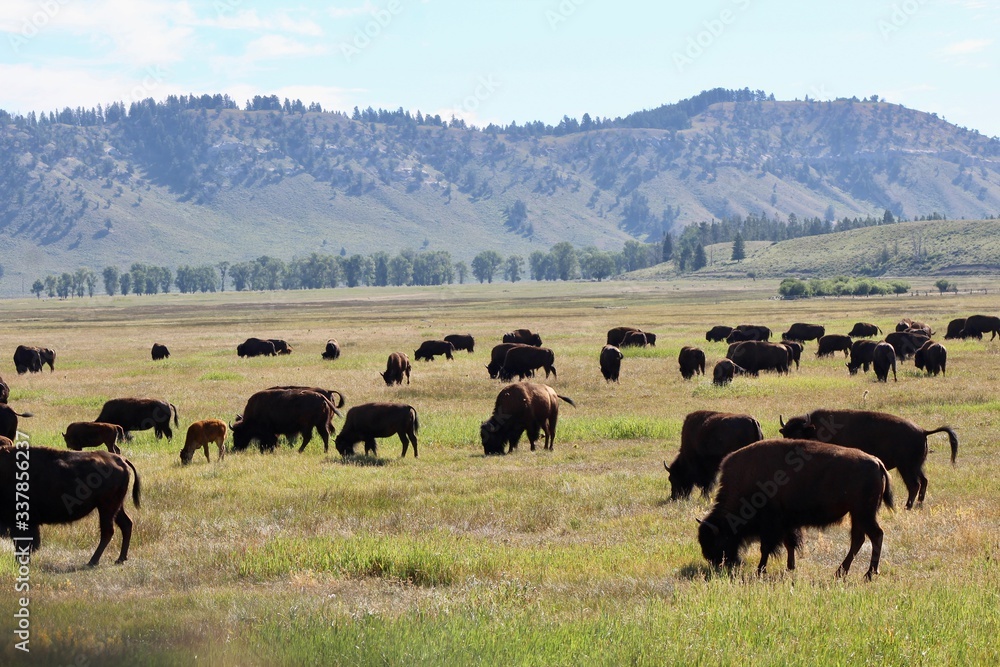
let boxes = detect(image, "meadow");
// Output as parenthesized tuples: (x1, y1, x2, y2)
(1, 278, 998, 666)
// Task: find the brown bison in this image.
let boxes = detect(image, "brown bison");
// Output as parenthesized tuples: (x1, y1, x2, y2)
(884, 331, 929, 361)
(237, 338, 277, 358)
(846, 339, 879, 375)
(778, 409, 958, 509)
(736, 324, 772, 341)
(712, 359, 746, 386)
(848, 322, 882, 338)
(960, 314, 1000, 340)
(1, 446, 141, 566)
(13, 345, 55, 374)
(943, 318, 967, 340)
(487, 343, 524, 379)
(231, 389, 340, 453)
(1, 405, 34, 441)
(95, 398, 178, 440)
(444, 334, 476, 353)
(480, 383, 575, 455)
(63, 422, 125, 454)
(268, 339, 293, 355)
(779, 340, 803, 369)
(678, 346, 706, 380)
(334, 403, 419, 458)
(499, 345, 557, 382)
(896, 318, 933, 336)
(781, 323, 825, 343)
(151, 343, 170, 361)
(599, 345, 623, 382)
(914, 341, 947, 376)
(502, 329, 543, 347)
(664, 410, 763, 499)
(268, 386, 346, 409)
(698, 439, 892, 579)
(816, 334, 853, 358)
(321, 339, 341, 360)
(726, 341, 789, 375)
(414, 340, 455, 361)
(705, 325, 735, 342)
(621, 331, 651, 348)
(180, 419, 228, 465)
(381, 352, 411, 386)
(607, 326, 642, 346)
(873, 342, 897, 382)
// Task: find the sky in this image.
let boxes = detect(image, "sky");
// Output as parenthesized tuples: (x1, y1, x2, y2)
(1, 0, 998, 136)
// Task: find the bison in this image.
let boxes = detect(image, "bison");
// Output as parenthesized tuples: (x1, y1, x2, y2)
(487, 343, 524, 379)
(444, 334, 475, 353)
(896, 318, 933, 336)
(334, 403, 419, 458)
(779, 340, 803, 369)
(1, 446, 141, 566)
(237, 338, 277, 358)
(180, 419, 228, 465)
(268, 339, 293, 355)
(712, 359, 746, 386)
(607, 326, 642, 347)
(502, 329, 543, 347)
(621, 331, 650, 348)
(414, 340, 455, 361)
(943, 318, 967, 340)
(848, 322, 882, 338)
(846, 339, 879, 375)
(781, 323, 825, 343)
(1, 405, 33, 441)
(231, 389, 340, 453)
(13, 345, 55, 374)
(884, 331, 929, 361)
(914, 340, 947, 377)
(873, 342, 897, 382)
(705, 325, 735, 342)
(678, 346, 706, 380)
(778, 409, 958, 509)
(816, 334, 853, 358)
(480, 383, 575, 455)
(664, 410, 763, 499)
(499, 345, 557, 382)
(698, 439, 892, 579)
(736, 324, 772, 341)
(960, 314, 1000, 340)
(599, 345, 623, 382)
(726, 341, 789, 376)
(268, 386, 346, 409)
(63, 422, 125, 454)
(381, 352, 411, 386)
(322, 338, 341, 360)
(95, 398, 178, 440)
(150, 343, 170, 361)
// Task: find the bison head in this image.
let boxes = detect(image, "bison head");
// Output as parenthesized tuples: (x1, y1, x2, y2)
(380, 371, 395, 386)
(697, 518, 740, 570)
(777, 414, 813, 440)
(333, 431, 358, 457)
(179, 446, 195, 465)
(664, 460, 696, 500)
(479, 415, 509, 455)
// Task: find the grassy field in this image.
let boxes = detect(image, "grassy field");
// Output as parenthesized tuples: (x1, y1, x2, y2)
(1, 279, 998, 665)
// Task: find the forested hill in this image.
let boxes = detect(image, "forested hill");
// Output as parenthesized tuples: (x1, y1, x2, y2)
(2, 88, 999, 288)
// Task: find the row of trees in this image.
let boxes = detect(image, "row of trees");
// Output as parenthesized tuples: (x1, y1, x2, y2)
(777, 276, 911, 298)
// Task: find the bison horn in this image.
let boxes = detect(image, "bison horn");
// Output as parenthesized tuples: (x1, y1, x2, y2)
(663, 461, 671, 472)
(696, 518, 720, 536)
(779, 415, 785, 428)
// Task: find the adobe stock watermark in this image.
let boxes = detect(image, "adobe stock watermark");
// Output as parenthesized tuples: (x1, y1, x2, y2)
(7, 0, 73, 54)
(545, 0, 586, 31)
(878, 0, 927, 41)
(673, 0, 753, 74)
(340, 1, 405, 62)
(126, 65, 170, 104)
(11, 431, 32, 653)
(213, 0, 246, 19)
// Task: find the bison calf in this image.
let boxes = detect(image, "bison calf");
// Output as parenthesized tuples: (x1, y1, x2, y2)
(63, 422, 125, 454)
(480, 383, 575, 454)
(599, 345, 623, 382)
(678, 346, 706, 380)
(335, 403, 419, 458)
(180, 419, 228, 465)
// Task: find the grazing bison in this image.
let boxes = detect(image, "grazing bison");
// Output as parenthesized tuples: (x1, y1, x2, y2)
(943, 318, 967, 340)
(712, 359, 746, 386)
(502, 329, 543, 347)
(231, 389, 340, 453)
(781, 323, 825, 343)
(736, 324, 772, 341)
(0, 405, 33, 441)
(779, 340, 803, 369)
(621, 331, 651, 348)
(180, 419, 228, 465)
(237, 338, 277, 358)
(487, 343, 523, 379)
(269, 386, 346, 409)
(816, 334, 853, 358)
(884, 331, 929, 361)
(321, 338, 341, 360)
(414, 340, 455, 361)
(63, 422, 125, 454)
(1, 446, 141, 566)
(13, 345, 55, 374)
(268, 339, 293, 355)
(848, 322, 882, 338)
(381, 352, 412, 386)
(664, 411, 762, 499)
(599, 345, 623, 382)
(698, 439, 892, 579)
(960, 314, 1000, 340)
(705, 325, 735, 342)
(778, 409, 958, 509)
(480, 383, 575, 455)
(444, 334, 476, 353)
(607, 326, 641, 346)
(499, 346, 557, 382)
(914, 341, 947, 377)
(678, 346, 706, 380)
(873, 342, 897, 382)
(726, 341, 789, 376)
(150, 343, 170, 361)
(846, 339, 879, 375)
(95, 398, 178, 440)
(0, 378, 8, 404)
(896, 318, 933, 336)
(334, 403, 419, 458)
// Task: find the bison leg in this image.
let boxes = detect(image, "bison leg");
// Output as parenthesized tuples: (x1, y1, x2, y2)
(398, 432, 410, 458)
(836, 520, 868, 578)
(114, 509, 134, 564)
(864, 521, 885, 581)
(218, 438, 226, 462)
(203, 442, 211, 462)
(916, 468, 929, 505)
(89, 509, 117, 567)
(898, 467, 921, 510)
(365, 438, 378, 457)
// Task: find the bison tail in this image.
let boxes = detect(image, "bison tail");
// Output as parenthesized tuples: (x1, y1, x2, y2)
(115, 425, 126, 443)
(332, 390, 346, 409)
(124, 457, 142, 509)
(925, 426, 959, 464)
(411, 407, 419, 433)
(557, 395, 576, 407)
(170, 403, 179, 427)
(880, 465, 894, 511)
(15, 411, 34, 418)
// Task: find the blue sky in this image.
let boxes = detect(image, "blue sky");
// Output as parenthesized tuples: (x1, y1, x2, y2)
(1, 0, 998, 136)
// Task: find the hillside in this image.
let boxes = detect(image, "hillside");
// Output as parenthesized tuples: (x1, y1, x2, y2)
(2, 91, 1000, 291)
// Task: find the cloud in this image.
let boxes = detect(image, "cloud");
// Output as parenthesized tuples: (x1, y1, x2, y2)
(328, 2, 377, 20)
(243, 34, 329, 59)
(938, 38, 992, 56)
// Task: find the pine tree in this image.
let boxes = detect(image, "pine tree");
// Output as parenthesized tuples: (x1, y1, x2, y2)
(731, 232, 746, 261)
(693, 244, 707, 270)
(661, 233, 673, 262)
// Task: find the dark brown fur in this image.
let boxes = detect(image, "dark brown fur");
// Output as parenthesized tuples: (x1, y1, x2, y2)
(499, 345, 557, 382)
(502, 329, 543, 346)
(678, 346, 706, 379)
(664, 410, 762, 499)
(322, 339, 341, 360)
(873, 342, 897, 382)
(599, 345, 623, 382)
(816, 334, 852, 358)
(381, 352, 412, 386)
(914, 340, 947, 376)
(335, 403, 419, 458)
(231, 389, 337, 453)
(414, 340, 455, 361)
(444, 334, 475, 353)
(480, 383, 574, 454)
(94, 398, 178, 440)
(63, 422, 125, 454)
